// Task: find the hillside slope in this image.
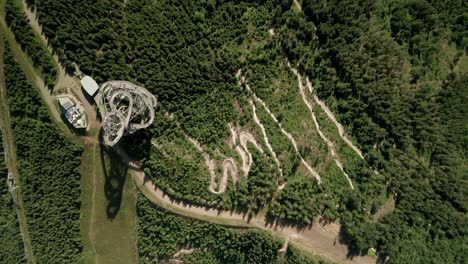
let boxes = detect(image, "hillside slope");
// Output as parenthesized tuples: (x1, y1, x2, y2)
(13, 0, 468, 263)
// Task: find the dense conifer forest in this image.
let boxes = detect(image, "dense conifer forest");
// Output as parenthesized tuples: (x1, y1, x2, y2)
(4, 0, 57, 87)
(3, 39, 83, 263)
(137, 195, 333, 264)
(9, 0, 468, 263)
(290, 1, 467, 262)
(0, 130, 25, 263)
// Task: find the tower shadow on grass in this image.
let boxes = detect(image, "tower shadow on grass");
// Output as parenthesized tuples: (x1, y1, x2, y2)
(99, 129, 128, 219)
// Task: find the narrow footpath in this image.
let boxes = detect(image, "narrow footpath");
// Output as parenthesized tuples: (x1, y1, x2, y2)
(237, 70, 322, 182)
(112, 142, 373, 264)
(0, 29, 36, 264)
(17, 2, 374, 263)
(289, 63, 354, 189)
(130, 167, 374, 264)
(20, 2, 137, 263)
(304, 77, 364, 160)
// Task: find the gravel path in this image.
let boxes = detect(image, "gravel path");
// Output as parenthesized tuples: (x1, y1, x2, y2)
(239, 130, 264, 173)
(187, 136, 238, 194)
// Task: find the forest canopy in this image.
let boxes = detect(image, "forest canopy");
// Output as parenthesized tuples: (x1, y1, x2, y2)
(0, 125, 25, 263)
(12, 0, 468, 263)
(3, 37, 83, 263)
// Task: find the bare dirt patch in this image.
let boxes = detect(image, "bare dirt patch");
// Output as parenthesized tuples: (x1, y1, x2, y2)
(373, 195, 396, 222)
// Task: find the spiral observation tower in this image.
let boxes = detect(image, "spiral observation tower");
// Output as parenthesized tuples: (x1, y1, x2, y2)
(95, 81, 157, 146)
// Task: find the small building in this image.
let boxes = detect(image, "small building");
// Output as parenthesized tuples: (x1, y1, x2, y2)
(57, 95, 87, 129)
(80, 76, 99, 96)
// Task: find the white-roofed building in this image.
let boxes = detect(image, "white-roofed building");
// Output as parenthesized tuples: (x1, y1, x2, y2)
(81, 76, 99, 96)
(57, 94, 87, 129)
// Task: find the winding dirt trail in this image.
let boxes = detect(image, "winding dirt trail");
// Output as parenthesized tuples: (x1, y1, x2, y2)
(250, 99, 284, 179)
(130, 168, 374, 264)
(87, 142, 98, 259)
(187, 136, 238, 194)
(234, 144, 249, 175)
(187, 125, 264, 194)
(239, 131, 264, 172)
(293, 0, 302, 11)
(173, 248, 196, 258)
(289, 64, 354, 189)
(229, 124, 250, 175)
(0, 30, 36, 264)
(237, 70, 321, 183)
(304, 77, 364, 160)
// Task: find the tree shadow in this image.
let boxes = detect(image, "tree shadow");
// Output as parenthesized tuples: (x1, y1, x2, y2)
(119, 129, 152, 161)
(338, 225, 370, 260)
(81, 87, 97, 106)
(81, 88, 102, 123)
(263, 214, 374, 261)
(99, 129, 128, 219)
(264, 212, 312, 232)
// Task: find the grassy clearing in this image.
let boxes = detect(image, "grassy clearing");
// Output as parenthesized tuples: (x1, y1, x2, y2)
(79, 143, 97, 263)
(3, 13, 137, 263)
(84, 144, 138, 264)
(81, 140, 139, 264)
(245, 53, 335, 177)
(78, 95, 138, 264)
